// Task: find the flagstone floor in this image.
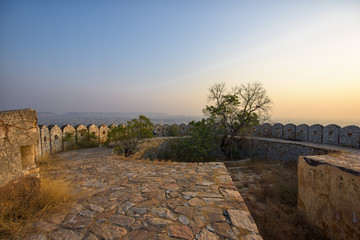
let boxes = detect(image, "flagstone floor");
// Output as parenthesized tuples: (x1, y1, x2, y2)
(26, 147, 262, 240)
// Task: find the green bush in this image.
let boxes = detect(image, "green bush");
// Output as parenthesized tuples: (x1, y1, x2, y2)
(105, 115, 154, 157)
(157, 119, 221, 162)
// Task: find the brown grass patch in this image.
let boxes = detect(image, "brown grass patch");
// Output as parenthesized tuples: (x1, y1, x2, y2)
(229, 160, 329, 240)
(0, 176, 72, 238)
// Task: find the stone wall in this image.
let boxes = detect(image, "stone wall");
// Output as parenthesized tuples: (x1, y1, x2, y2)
(253, 123, 360, 149)
(298, 154, 360, 240)
(237, 137, 335, 162)
(0, 109, 39, 186)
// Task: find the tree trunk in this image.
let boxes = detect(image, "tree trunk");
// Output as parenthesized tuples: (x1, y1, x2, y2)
(220, 136, 232, 160)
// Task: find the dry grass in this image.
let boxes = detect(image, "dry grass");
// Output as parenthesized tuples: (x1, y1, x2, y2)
(0, 176, 72, 238)
(230, 160, 329, 240)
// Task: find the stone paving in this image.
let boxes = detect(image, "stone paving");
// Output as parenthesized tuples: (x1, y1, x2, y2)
(26, 147, 262, 240)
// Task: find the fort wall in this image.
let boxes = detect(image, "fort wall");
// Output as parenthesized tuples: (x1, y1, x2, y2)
(0, 109, 39, 187)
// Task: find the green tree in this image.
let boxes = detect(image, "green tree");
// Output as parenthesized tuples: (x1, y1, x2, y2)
(158, 119, 221, 162)
(105, 115, 154, 157)
(203, 82, 272, 159)
(169, 124, 180, 136)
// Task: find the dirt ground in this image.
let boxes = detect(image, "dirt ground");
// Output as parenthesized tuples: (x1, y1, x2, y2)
(227, 160, 329, 240)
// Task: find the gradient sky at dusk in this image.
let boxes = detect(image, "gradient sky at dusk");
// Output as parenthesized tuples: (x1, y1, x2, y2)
(1, 0, 359, 125)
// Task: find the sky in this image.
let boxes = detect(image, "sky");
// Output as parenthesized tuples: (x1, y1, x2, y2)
(1, 0, 360, 125)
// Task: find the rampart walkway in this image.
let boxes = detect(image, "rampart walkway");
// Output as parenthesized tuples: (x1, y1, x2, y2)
(28, 147, 262, 240)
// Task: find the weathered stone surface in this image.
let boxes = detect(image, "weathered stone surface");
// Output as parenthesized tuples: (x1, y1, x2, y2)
(298, 154, 360, 240)
(50, 229, 82, 240)
(188, 197, 205, 207)
(168, 224, 193, 239)
(150, 207, 176, 219)
(213, 222, 233, 238)
(198, 228, 219, 240)
(271, 123, 283, 138)
(61, 125, 76, 150)
(21, 147, 261, 239)
(308, 124, 324, 143)
(220, 188, 242, 200)
(339, 125, 360, 148)
(90, 222, 127, 239)
(0, 109, 39, 186)
(49, 125, 62, 154)
(99, 124, 109, 144)
(228, 209, 259, 233)
(108, 215, 135, 227)
(147, 217, 173, 226)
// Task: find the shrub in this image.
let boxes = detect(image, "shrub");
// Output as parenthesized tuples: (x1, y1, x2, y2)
(157, 119, 221, 162)
(105, 115, 154, 157)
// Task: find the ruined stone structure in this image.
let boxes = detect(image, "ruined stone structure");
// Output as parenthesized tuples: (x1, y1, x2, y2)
(179, 123, 188, 135)
(153, 124, 163, 137)
(162, 124, 170, 136)
(75, 124, 88, 144)
(49, 125, 62, 154)
(88, 124, 99, 142)
(99, 124, 109, 143)
(0, 109, 39, 187)
(61, 124, 76, 150)
(39, 125, 50, 156)
(298, 154, 360, 240)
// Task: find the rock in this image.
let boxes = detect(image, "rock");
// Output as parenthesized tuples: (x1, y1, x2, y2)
(213, 222, 233, 239)
(83, 233, 99, 240)
(50, 229, 83, 240)
(227, 209, 258, 233)
(150, 207, 176, 219)
(62, 215, 93, 229)
(119, 201, 135, 212)
(123, 229, 154, 240)
(147, 217, 173, 226)
(178, 215, 189, 225)
(220, 188, 242, 200)
(203, 207, 226, 223)
(182, 191, 197, 197)
(88, 204, 104, 213)
(108, 215, 135, 227)
(174, 206, 194, 216)
(90, 222, 127, 239)
(128, 207, 147, 216)
(79, 210, 94, 218)
(198, 228, 219, 240)
(188, 197, 205, 207)
(168, 224, 193, 240)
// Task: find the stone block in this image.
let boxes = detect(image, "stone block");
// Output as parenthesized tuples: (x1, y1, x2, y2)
(179, 124, 187, 135)
(298, 154, 360, 240)
(0, 109, 39, 186)
(62, 125, 76, 150)
(99, 124, 109, 143)
(39, 125, 50, 156)
(153, 124, 163, 137)
(308, 124, 323, 144)
(272, 123, 283, 138)
(323, 124, 340, 146)
(339, 126, 360, 148)
(283, 123, 296, 140)
(296, 124, 309, 141)
(49, 125, 62, 154)
(260, 123, 272, 137)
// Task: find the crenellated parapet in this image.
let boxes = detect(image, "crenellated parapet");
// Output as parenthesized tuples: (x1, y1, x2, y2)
(253, 123, 360, 148)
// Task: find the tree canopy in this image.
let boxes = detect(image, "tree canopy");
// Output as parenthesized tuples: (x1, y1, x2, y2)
(203, 82, 272, 159)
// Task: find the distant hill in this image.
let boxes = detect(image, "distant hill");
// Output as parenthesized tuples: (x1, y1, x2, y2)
(37, 112, 201, 126)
